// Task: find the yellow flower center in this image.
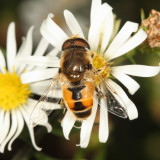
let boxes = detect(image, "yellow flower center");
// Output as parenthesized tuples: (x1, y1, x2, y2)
(0, 69, 31, 111)
(92, 53, 110, 84)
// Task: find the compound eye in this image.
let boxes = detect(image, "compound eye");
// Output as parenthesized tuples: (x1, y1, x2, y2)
(62, 41, 70, 51)
(62, 38, 90, 50)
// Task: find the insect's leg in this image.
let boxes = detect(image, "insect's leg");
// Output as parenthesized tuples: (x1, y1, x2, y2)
(91, 52, 95, 58)
(86, 62, 92, 70)
(95, 86, 106, 99)
(58, 68, 62, 73)
(60, 99, 66, 109)
(58, 99, 67, 123)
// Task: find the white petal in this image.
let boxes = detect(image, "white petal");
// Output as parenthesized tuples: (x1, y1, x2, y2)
(17, 26, 34, 57)
(29, 80, 51, 96)
(47, 48, 60, 57)
(40, 22, 62, 51)
(25, 38, 49, 72)
(27, 98, 60, 129)
(28, 97, 61, 111)
(0, 111, 10, 144)
(8, 110, 24, 151)
(107, 79, 138, 120)
(88, 3, 112, 52)
(16, 56, 60, 68)
(40, 13, 68, 50)
(44, 123, 52, 133)
(20, 68, 58, 84)
(109, 29, 147, 60)
(19, 106, 42, 151)
(15, 26, 34, 74)
(80, 99, 98, 148)
(45, 14, 68, 41)
(99, 98, 109, 143)
(30, 82, 62, 98)
(0, 49, 6, 73)
(64, 10, 85, 38)
(111, 71, 140, 95)
(28, 103, 52, 132)
(61, 110, 75, 140)
(100, 11, 114, 53)
(112, 65, 160, 77)
(7, 22, 17, 72)
(31, 48, 60, 71)
(29, 79, 51, 87)
(110, 16, 121, 41)
(105, 21, 138, 60)
(27, 98, 55, 131)
(0, 110, 5, 135)
(90, 0, 102, 24)
(0, 110, 17, 153)
(17, 37, 26, 56)
(32, 79, 51, 85)
(27, 97, 60, 111)
(33, 37, 49, 56)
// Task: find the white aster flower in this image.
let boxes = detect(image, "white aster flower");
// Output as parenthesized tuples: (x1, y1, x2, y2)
(21, 0, 160, 148)
(0, 22, 60, 152)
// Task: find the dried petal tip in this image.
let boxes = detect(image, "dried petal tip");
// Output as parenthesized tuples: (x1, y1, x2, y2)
(141, 9, 160, 48)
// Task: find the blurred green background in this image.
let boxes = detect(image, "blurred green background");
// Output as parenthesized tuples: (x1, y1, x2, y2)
(0, 0, 160, 160)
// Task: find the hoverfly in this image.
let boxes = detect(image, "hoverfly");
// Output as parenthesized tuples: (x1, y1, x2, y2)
(30, 36, 128, 126)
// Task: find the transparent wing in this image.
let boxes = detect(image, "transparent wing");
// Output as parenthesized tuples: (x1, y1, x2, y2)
(92, 68, 128, 119)
(105, 87, 128, 118)
(30, 72, 62, 127)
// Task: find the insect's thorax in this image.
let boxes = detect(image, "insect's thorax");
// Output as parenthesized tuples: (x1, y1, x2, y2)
(60, 37, 90, 83)
(61, 50, 89, 83)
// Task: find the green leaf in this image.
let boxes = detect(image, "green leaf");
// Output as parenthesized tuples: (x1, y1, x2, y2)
(138, 43, 160, 55)
(141, 8, 146, 21)
(125, 53, 136, 64)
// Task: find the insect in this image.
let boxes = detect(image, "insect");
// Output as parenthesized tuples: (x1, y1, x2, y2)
(30, 36, 128, 126)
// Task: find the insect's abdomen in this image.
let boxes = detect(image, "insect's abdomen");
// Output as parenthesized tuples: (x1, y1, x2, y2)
(62, 81, 95, 119)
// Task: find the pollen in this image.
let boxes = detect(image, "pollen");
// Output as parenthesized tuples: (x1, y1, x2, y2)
(0, 69, 31, 111)
(92, 53, 110, 84)
(93, 54, 105, 69)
